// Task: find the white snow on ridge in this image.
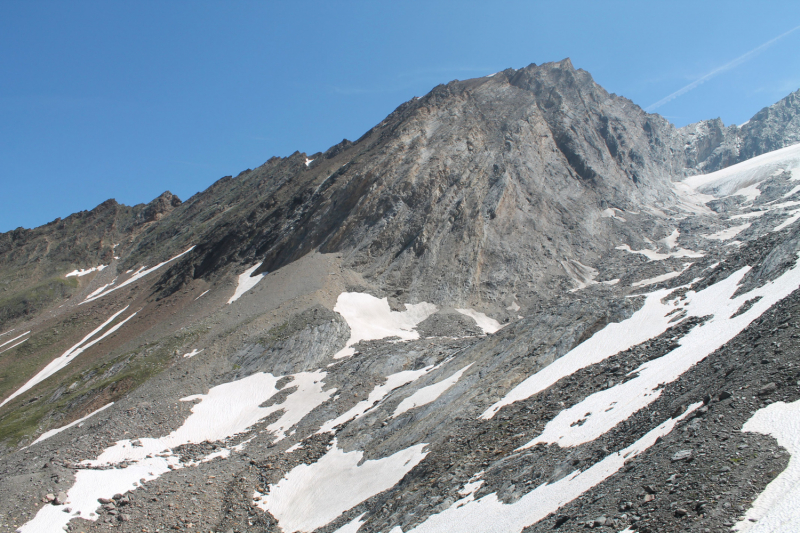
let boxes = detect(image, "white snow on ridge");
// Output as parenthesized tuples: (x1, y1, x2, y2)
(733, 399, 800, 533)
(318, 367, 433, 434)
(519, 254, 800, 449)
(30, 403, 114, 446)
(456, 308, 503, 334)
(228, 262, 267, 304)
(404, 404, 700, 533)
(0, 307, 136, 409)
(65, 265, 107, 278)
(20, 370, 334, 533)
(683, 142, 800, 198)
(83, 246, 195, 303)
(393, 364, 472, 418)
(256, 440, 428, 533)
(333, 293, 437, 358)
(615, 243, 704, 261)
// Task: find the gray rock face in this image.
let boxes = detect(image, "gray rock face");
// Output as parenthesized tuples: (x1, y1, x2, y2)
(680, 87, 800, 172)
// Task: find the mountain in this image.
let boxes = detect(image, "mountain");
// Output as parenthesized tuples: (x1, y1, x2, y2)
(1, 60, 800, 533)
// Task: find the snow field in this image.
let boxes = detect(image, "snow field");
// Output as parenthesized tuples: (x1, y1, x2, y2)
(403, 404, 700, 533)
(683, 142, 800, 198)
(455, 308, 503, 334)
(83, 246, 195, 303)
(256, 440, 428, 533)
(393, 364, 472, 418)
(519, 254, 800, 449)
(65, 265, 107, 278)
(0, 307, 136, 409)
(318, 367, 433, 434)
(333, 292, 437, 358)
(228, 262, 266, 304)
(733, 399, 800, 532)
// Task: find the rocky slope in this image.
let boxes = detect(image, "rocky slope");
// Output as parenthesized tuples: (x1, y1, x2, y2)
(1, 60, 800, 533)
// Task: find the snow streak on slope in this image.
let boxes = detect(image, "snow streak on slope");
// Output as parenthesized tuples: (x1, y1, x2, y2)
(83, 246, 195, 303)
(333, 293, 437, 358)
(404, 404, 700, 533)
(486, 253, 800, 423)
(393, 364, 472, 418)
(29, 403, 114, 446)
(0, 307, 136, 409)
(734, 399, 800, 533)
(255, 440, 428, 533)
(318, 367, 433, 434)
(702, 223, 751, 241)
(455, 309, 503, 334)
(0, 331, 30, 350)
(519, 255, 800, 449)
(228, 262, 266, 304)
(20, 371, 333, 533)
(684, 142, 800, 198)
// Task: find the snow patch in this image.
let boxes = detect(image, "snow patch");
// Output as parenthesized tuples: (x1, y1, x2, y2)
(182, 349, 202, 358)
(733, 399, 800, 532)
(19, 370, 334, 532)
(333, 293, 437, 358)
(0, 331, 30, 350)
(195, 289, 210, 300)
(702, 222, 751, 241)
(228, 262, 267, 304)
(773, 209, 800, 232)
(631, 263, 692, 288)
(600, 208, 627, 222)
(255, 440, 428, 533)
(455, 309, 502, 334)
(332, 513, 367, 533)
(65, 265, 107, 277)
(393, 364, 472, 417)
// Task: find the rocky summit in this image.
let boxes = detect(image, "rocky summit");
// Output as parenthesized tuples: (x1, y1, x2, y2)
(1, 59, 800, 533)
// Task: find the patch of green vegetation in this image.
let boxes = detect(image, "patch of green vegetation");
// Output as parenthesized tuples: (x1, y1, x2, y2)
(0, 326, 204, 447)
(0, 276, 78, 327)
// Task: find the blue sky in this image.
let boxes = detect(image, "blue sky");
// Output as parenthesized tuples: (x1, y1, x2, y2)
(2, 1, 799, 232)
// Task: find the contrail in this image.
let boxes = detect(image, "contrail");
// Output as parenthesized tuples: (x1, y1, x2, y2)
(646, 24, 800, 112)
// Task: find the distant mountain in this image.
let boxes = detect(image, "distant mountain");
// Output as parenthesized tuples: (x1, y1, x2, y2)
(1, 60, 800, 533)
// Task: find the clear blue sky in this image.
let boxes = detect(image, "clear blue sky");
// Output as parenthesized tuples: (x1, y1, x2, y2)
(2, 1, 799, 232)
